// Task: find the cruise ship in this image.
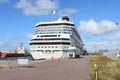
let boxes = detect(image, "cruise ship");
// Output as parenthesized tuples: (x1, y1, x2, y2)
(29, 16, 86, 60)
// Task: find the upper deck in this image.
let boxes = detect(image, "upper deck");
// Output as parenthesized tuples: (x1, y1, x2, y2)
(36, 20, 75, 27)
(35, 16, 82, 42)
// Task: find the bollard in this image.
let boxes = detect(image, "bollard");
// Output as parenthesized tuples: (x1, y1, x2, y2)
(94, 64, 99, 80)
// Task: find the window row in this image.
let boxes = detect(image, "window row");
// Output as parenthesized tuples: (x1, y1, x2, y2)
(30, 42, 70, 45)
(36, 26, 72, 30)
(31, 38, 70, 41)
(36, 23, 74, 27)
(36, 31, 72, 34)
(37, 46, 69, 49)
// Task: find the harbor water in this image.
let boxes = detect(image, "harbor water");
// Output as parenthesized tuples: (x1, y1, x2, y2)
(0, 55, 33, 61)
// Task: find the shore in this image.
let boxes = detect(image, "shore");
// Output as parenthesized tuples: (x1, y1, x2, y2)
(0, 59, 46, 69)
(0, 60, 8, 68)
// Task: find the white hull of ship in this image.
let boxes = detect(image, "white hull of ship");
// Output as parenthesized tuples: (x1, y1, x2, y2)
(31, 52, 64, 60)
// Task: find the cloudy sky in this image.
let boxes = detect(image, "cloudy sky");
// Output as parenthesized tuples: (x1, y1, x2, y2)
(0, 0, 120, 52)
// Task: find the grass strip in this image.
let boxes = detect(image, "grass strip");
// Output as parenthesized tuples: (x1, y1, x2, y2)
(90, 54, 120, 80)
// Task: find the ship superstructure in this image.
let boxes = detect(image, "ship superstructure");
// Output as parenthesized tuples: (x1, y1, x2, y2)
(30, 16, 86, 59)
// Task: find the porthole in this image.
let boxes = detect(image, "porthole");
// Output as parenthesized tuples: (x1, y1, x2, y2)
(37, 35, 39, 37)
(58, 35, 60, 37)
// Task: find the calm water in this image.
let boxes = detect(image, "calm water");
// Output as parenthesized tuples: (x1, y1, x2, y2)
(0, 55, 33, 60)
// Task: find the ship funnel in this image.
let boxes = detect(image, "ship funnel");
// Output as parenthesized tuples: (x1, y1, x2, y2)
(62, 16, 69, 21)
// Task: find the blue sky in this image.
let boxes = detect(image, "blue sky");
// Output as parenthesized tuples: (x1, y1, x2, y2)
(0, 0, 120, 52)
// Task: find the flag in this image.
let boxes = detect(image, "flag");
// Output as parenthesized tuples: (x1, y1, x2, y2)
(1, 53, 6, 58)
(51, 10, 57, 15)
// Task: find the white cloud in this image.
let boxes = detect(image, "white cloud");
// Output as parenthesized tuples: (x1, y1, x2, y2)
(15, 0, 78, 16)
(102, 32, 120, 41)
(84, 31, 120, 53)
(15, 0, 58, 16)
(0, 41, 20, 51)
(79, 19, 119, 35)
(0, 33, 32, 51)
(114, 32, 120, 39)
(0, 0, 8, 4)
(58, 8, 78, 17)
(85, 40, 120, 53)
(26, 33, 33, 39)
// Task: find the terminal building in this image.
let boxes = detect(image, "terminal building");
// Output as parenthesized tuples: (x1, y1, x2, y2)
(29, 16, 86, 59)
